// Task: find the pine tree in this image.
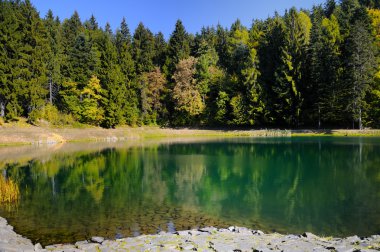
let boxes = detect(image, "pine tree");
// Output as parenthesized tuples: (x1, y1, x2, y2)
(259, 15, 289, 126)
(115, 18, 139, 125)
(68, 33, 99, 88)
(153, 32, 167, 68)
(16, 0, 50, 119)
(320, 15, 345, 126)
(166, 20, 191, 75)
(325, 0, 337, 18)
(44, 10, 63, 105)
(61, 11, 83, 79)
(345, 20, 376, 129)
(132, 23, 155, 74)
(84, 14, 98, 31)
(0, 0, 22, 119)
(283, 8, 312, 127)
(96, 30, 126, 128)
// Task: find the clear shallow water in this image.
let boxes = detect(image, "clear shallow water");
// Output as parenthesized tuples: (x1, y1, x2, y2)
(0, 137, 379, 245)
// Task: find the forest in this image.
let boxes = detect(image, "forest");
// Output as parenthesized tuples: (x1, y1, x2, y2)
(1, 0, 380, 129)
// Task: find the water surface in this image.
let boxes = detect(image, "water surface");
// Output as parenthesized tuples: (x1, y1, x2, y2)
(0, 137, 379, 245)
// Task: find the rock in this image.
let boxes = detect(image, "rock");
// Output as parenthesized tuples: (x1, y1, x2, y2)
(302, 232, 319, 239)
(344, 235, 360, 245)
(34, 243, 43, 250)
(335, 248, 356, 252)
(74, 240, 88, 247)
(91, 236, 104, 243)
(0, 218, 7, 227)
(370, 235, 380, 239)
(253, 247, 273, 252)
(235, 227, 253, 235)
(177, 230, 191, 236)
(252, 230, 265, 235)
(285, 234, 301, 240)
(183, 244, 195, 250)
(228, 226, 236, 232)
(199, 227, 217, 233)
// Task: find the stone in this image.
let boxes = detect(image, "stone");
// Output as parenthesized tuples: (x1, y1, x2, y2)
(302, 232, 319, 239)
(235, 227, 253, 235)
(228, 226, 237, 232)
(252, 230, 265, 235)
(177, 230, 191, 236)
(91, 236, 104, 243)
(74, 240, 88, 247)
(183, 244, 195, 250)
(34, 243, 43, 250)
(76, 242, 99, 250)
(344, 235, 360, 245)
(2, 214, 380, 252)
(253, 247, 273, 252)
(0, 218, 7, 227)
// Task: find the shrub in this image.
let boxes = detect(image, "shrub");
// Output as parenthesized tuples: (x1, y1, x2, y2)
(28, 104, 76, 126)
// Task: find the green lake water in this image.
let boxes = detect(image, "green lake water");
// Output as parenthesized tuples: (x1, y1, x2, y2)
(0, 137, 379, 245)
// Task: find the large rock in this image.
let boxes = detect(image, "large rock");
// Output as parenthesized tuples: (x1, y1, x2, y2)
(90, 236, 104, 243)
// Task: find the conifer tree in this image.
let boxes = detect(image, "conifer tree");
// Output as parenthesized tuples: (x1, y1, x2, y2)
(166, 20, 191, 75)
(132, 23, 155, 74)
(345, 20, 376, 129)
(115, 18, 139, 125)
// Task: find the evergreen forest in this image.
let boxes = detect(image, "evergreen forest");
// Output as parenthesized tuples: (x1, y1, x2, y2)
(1, 0, 380, 129)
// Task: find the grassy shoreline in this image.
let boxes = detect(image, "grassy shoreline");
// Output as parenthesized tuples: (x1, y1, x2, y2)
(1, 121, 380, 147)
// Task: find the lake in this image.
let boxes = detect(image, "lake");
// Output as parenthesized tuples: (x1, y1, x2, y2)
(0, 137, 379, 245)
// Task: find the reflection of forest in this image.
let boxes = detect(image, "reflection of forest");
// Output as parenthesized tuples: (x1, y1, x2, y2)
(0, 138, 379, 245)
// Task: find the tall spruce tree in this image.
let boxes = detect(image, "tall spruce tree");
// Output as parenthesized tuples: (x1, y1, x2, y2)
(345, 19, 376, 129)
(17, 0, 50, 119)
(0, 0, 22, 119)
(44, 10, 63, 105)
(166, 20, 191, 75)
(132, 22, 155, 74)
(115, 18, 139, 125)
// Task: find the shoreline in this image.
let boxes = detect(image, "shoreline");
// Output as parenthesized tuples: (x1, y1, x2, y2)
(1, 124, 380, 147)
(0, 217, 379, 252)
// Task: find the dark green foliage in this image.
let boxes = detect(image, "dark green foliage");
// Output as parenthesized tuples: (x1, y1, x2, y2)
(345, 20, 376, 129)
(0, 0, 379, 128)
(68, 33, 99, 87)
(132, 23, 155, 74)
(153, 32, 167, 68)
(166, 20, 191, 75)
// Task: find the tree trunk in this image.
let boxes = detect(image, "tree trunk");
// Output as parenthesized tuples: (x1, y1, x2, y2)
(49, 76, 53, 104)
(0, 101, 4, 117)
(359, 107, 362, 130)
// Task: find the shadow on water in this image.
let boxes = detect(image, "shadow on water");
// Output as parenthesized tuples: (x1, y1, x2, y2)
(0, 137, 379, 245)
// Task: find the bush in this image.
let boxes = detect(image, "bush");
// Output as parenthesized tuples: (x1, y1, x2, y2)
(28, 104, 76, 126)
(0, 117, 4, 126)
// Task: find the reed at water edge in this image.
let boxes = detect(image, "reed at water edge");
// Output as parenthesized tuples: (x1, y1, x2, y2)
(0, 175, 20, 203)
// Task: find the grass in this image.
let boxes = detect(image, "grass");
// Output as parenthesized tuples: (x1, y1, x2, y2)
(0, 176, 20, 203)
(1, 119, 380, 147)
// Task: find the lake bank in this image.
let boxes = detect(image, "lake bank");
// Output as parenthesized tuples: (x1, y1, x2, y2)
(1, 123, 380, 146)
(0, 217, 379, 252)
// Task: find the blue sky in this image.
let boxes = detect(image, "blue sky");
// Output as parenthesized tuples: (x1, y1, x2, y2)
(31, 0, 326, 39)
